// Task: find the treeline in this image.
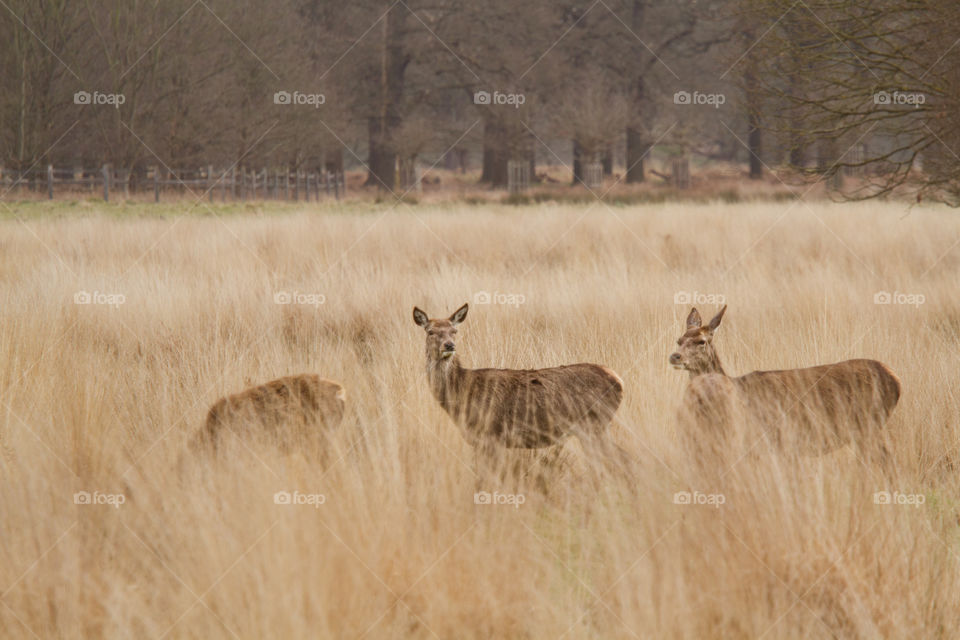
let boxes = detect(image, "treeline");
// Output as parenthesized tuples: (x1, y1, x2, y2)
(1, 1, 957, 199)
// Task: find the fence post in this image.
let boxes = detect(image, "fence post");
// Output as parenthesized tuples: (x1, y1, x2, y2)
(285, 168, 290, 201)
(102, 164, 110, 202)
(154, 166, 159, 202)
(47, 165, 54, 199)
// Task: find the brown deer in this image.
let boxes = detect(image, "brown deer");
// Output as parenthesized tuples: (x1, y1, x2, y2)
(412, 304, 625, 462)
(193, 374, 346, 455)
(670, 305, 900, 466)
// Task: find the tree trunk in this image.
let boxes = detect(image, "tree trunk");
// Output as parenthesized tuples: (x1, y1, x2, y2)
(572, 139, 584, 185)
(748, 109, 763, 179)
(789, 140, 805, 168)
(626, 127, 650, 182)
(602, 147, 613, 176)
(744, 33, 763, 180)
(626, 0, 650, 183)
(481, 116, 509, 187)
(364, 4, 407, 192)
(444, 149, 458, 171)
(787, 75, 806, 168)
(366, 116, 397, 190)
(325, 148, 344, 174)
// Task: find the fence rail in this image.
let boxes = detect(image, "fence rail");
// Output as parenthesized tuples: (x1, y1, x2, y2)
(0, 165, 345, 202)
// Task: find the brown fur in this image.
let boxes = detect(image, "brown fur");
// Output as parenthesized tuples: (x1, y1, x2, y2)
(413, 304, 623, 450)
(195, 374, 346, 454)
(670, 306, 900, 460)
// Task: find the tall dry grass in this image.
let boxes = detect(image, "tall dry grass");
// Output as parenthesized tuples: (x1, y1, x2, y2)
(0, 200, 958, 638)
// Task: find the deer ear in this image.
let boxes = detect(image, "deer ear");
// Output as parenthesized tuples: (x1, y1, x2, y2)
(449, 303, 469, 325)
(413, 307, 429, 328)
(708, 305, 727, 331)
(686, 307, 702, 330)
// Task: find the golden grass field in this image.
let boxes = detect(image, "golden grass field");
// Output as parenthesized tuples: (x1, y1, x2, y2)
(1, 199, 959, 638)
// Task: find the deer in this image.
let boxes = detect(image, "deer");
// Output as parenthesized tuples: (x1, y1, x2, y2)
(191, 374, 346, 456)
(412, 303, 627, 474)
(669, 305, 900, 470)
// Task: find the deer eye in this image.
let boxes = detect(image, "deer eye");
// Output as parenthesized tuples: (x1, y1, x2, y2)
(695, 339, 706, 346)
(450, 329, 458, 335)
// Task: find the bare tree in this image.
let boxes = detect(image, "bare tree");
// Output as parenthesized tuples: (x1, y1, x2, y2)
(749, 0, 960, 203)
(0, 1, 84, 170)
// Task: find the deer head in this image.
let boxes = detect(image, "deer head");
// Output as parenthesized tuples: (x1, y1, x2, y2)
(669, 305, 727, 378)
(413, 303, 469, 366)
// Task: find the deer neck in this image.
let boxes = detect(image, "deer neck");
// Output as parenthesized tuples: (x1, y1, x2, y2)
(690, 349, 726, 381)
(426, 355, 464, 412)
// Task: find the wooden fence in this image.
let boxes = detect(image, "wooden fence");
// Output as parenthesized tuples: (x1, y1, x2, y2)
(582, 162, 604, 189)
(507, 160, 530, 194)
(0, 165, 345, 202)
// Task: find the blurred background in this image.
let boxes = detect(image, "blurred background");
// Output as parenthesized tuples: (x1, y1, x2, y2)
(1, 0, 957, 202)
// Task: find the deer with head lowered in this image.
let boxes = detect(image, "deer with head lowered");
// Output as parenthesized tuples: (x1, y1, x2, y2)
(670, 305, 900, 468)
(192, 374, 346, 456)
(413, 304, 626, 467)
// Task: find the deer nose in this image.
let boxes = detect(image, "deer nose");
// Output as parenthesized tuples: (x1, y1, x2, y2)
(669, 352, 682, 365)
(443, 341, 455, 352)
